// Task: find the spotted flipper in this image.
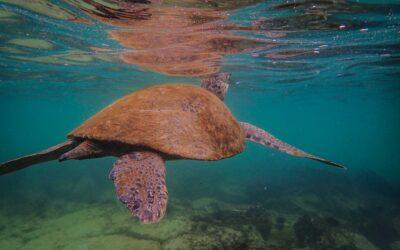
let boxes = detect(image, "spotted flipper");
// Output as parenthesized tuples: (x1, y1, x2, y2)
(240, 122, 345, 169)
(201, 72, 231, 101)
(110, 151, 168, 224)
(0, 140, 79, 175)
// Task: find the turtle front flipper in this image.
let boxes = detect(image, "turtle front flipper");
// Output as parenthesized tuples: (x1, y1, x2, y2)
(240, 122, 345, 169)
(0, 140, 79, 175)
(110, 151, 168, 224)
(201, 72, 230, 101)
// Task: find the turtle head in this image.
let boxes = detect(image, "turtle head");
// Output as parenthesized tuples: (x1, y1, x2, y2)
(201, 72, 231, 100)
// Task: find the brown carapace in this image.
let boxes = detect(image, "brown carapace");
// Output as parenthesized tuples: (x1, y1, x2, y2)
(69, 84, 244, 161)
(0, 77, 345, 224)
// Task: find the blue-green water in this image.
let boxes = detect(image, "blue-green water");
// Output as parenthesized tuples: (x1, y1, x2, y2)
(0, 0, 399, 249)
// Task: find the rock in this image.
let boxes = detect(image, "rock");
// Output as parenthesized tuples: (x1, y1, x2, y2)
(191, 200, 273, 242)
(164, 233, 221, 250)
(293, 214, 378, 250)
(163, 225, 248, 250)
(245, 206, 272, 241)
(62, 235, 160, 250)
(291, 194, 320, 213)
(355, 208, 398, 249)
(275, 217, 286, 230)
(391, 241, 400, 250)
(268, 214, 297, 247)
(191, 197, 221, 214)
(394, 215, 400, 235)
(349, 232, 379, 250)
(294, 215, 325, 247)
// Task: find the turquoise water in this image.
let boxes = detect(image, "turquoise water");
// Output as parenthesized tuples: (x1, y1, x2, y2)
(0, 0, 399, 249)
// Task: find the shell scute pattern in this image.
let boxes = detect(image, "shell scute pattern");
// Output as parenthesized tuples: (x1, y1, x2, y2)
(70, 84, 244, 160)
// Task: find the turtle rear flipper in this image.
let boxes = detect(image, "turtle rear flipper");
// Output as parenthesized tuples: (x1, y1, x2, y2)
(240, 122, 346, 169)
(0, 140, 79, 175)
(58, 140, 109, 161)
(110, 151, 168, 224)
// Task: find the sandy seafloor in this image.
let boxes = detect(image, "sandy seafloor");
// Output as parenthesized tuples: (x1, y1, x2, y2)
(0, 155, 399, 250)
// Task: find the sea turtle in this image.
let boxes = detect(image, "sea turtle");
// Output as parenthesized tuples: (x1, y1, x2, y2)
(0, 73, 344, 223)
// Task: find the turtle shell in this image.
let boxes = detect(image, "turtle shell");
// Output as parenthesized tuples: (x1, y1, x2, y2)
(69, 84, 245, 160)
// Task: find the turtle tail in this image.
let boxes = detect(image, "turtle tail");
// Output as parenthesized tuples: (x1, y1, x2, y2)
(0, 140, 79, 176)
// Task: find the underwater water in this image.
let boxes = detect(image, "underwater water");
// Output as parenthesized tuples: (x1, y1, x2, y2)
(0, 0, 400, 249)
